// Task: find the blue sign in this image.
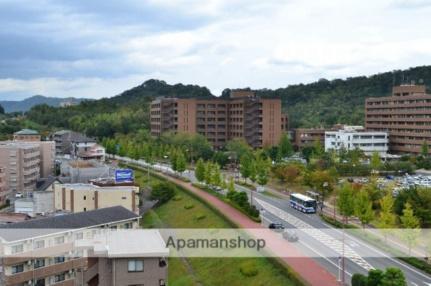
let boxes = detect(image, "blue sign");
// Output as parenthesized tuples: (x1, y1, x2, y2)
(115, 169, 134, 182)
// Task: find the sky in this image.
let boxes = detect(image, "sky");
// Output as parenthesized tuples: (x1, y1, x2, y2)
(0, 0, 431, 100)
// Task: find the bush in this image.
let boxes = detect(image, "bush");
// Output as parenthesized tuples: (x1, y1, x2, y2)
(184, 203, 195, 210)
(150, 181, 176, 204)
(195, 213, 206, 220)
(239, 261, 259, 277)
(173, 195, 182, 201)
(351, 273, 368, 286)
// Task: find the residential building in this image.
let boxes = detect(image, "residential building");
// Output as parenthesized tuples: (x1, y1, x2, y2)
(13, 129, 41, 142)
(0, 206, 168, 286)
(53, 183, 140, 214)
(0, 166, 7, 206)
(52, 130, 95, 155)
(150, 90, 288, 148)
(324, 126, 389, 156)
(59, 159, 111, 183)
(365, 84, 431, 154)
(0, 140, 55, 195)
(293, 128, 326, 150)
(0, 142, 41, 194)
(73, 141, 106, 161)
(13, 129, 56, 178)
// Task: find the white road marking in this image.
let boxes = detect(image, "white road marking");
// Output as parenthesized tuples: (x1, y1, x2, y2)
(256, 197, 374, 271)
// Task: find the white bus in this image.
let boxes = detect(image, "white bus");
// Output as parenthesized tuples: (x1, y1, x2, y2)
(289, 193, 317, 213)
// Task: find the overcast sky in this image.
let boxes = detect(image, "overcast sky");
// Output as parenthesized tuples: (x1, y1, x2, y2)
(0, 0, 430, 100)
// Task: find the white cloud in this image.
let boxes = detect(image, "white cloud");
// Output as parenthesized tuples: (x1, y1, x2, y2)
(1, 0, 431, 99)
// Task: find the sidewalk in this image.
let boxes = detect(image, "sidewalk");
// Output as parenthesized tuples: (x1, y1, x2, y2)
(137, 165, 339, 286)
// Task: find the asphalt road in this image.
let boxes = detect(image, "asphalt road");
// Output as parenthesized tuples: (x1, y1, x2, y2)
(117, 156, 431, 286)
(235, 184, 431, 286)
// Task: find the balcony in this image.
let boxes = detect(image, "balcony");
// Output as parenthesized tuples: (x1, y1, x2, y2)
(3, 258, 86, 285)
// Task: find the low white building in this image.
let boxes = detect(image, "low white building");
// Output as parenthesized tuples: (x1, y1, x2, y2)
(325, 126, 388, 156)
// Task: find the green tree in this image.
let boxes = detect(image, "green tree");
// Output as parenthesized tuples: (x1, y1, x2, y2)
(367, 269, 384, 286)
(354, 190, 374, 228)
(228, 177, 235, 193)
(370, 151, 382, 171)
(0, 104, 4, 114)
(421, 140, 429, 157)
(378, 193, 397, 242)
(381, 267, 407, 286)
(204, 162, 213, 185)
(240, 154, 253, 183)
(308, 169, 335, 206)
(195, 159, 206, 183)
(336, 183, 355, 224)
(400, 202, 420, 255)
(277, 133, 293, 159)
(351, 273, 368, 286)
(256, 157, 271, 186)
(170, 149, 178, 171)
(151, 182, 176, 204)
(175, 151, 187, 173)
(211, 163, 222, 187)
(226, 138, 252, 165)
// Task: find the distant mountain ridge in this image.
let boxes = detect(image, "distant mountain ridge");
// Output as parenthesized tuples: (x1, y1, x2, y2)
(0, 95, 90, 113)
(25, 66, 431, 139)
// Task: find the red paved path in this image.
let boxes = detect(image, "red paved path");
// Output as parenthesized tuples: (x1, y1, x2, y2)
(150, 170, 339, 286)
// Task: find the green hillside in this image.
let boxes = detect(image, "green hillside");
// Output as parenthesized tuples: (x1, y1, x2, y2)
(24, 66, 431, 138)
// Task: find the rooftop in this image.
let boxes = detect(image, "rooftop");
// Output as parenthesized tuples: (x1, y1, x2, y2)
(0, 206, 139, 242)
(36, 175, 61, 191)
(83, 230, 169, 258)
(14, 129, 40, 135)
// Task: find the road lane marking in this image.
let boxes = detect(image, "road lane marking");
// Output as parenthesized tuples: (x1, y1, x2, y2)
(255, 198, 374, 271)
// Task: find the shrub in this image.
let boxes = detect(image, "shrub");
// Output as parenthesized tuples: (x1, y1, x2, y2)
(150, 181, 176, 204)
(184, 203, 195, 210)
(239, 261, 259, 277)
(173, 195, 182, 201)
(195, 214, 206, 220)
(351, 273, 368, 286)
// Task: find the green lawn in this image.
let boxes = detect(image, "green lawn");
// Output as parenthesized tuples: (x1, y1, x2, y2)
(138, 168, 300, 286)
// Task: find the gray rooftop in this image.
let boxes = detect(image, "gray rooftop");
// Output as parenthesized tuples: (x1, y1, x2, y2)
(14, 129, 40, 135)
(0, 206, 139, 242)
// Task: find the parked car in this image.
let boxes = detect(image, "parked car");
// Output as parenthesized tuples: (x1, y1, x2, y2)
(15, 192, 23, 198)
(268, 223, 284, 232)
(282, 230, 299, 242)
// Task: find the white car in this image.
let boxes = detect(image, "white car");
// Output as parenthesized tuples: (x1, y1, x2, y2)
(15, 192, 23, 198)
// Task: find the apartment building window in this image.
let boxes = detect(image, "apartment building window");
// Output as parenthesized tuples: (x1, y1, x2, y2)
(11, 264, 24, 274)
(35, 278, 46, 286)
(55, 236, 64, 244)
(11, 244, 23, 254)
(54, 256, 65, 264)
(54, 272, 66, 282)
(75, 232, 84, 240)
(34, 258, 45, 268)
(34, 240, 45, 249)
(128, 260, 144, 272)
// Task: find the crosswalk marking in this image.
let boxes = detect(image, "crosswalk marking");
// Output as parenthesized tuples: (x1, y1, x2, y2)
(255, 198, 374, 271)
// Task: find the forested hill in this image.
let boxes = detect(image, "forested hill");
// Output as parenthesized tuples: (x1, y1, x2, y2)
(25, 79, 213, 138)
(244, 65, 431, 128)
(25, 66, 431, 138)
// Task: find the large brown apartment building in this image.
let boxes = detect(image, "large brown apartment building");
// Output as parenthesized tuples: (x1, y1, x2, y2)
(150, 90, 288, 148)
(365, 84, 431, 154)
